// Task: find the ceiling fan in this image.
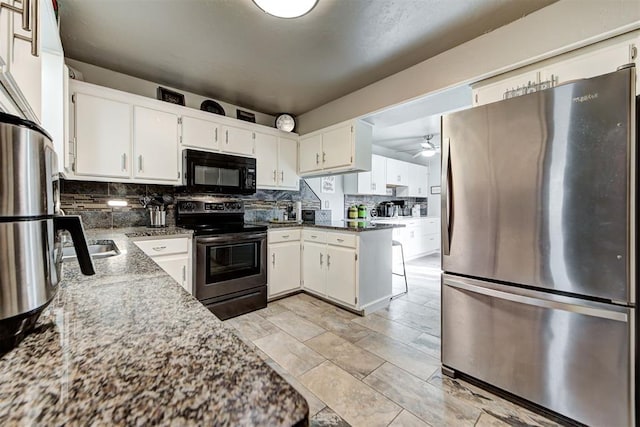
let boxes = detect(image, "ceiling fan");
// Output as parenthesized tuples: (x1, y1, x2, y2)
(412, 134, 439, 158)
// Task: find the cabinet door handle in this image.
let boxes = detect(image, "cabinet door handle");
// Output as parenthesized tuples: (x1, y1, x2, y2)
(327, 254, 331, 268)
(281, 171, 284, 182)
(316, 153, 320, 165)
(3, 0, 38, 57)
(215, 128, 218, 142)
(273, 170, 277, 182)
(397, 175, 401, 182)
(323, 152, 326, 163)
(225, 130, 229, 144)
(272, 253, 276, 267)
(138, 155, 143, 172)
(182, 265, 186, 281)
(152, 246, 167, 251)
(320, 253, 323, 266)
(418, 188, 421, 194)
(121, 153, 127, 171)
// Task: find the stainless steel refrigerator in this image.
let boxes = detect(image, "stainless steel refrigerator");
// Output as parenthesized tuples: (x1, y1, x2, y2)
(441, 66, 637, 426)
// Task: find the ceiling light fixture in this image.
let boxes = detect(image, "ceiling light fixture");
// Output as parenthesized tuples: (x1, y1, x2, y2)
(252, 0, 318, 18)
(413, 135, 439, 158)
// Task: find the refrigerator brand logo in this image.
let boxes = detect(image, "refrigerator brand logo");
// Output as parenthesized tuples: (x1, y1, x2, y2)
(573, 93, 598, 103)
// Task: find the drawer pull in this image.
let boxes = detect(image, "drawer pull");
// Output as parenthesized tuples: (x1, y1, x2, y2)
(311, 235, 317, 239)
(282, 235, 289, 239)
(152, 246, 167, 251)
(337, 238, 344, 242)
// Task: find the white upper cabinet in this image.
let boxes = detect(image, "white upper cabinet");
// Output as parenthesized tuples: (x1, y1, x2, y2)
(222, 124, 255, 156)
(181, 115, 220, 151)
(397, 163, 428, 197)
(74, 92, 131, 179)
(344, 154, 387, 195)
(299, 134, 323, 174)
(278, 136, 299, 189)
(386, 158, 409, 187)
(255, 132, 279, 187)
(298, 120, 372, 177)
(256, 133, 299, 190)
(133, 106, 179, 181)
(321, 124, 352, 170)
(539, 39, 637, 88)
(472, 71, 539, 107)
(0, 0, 43, 122)
(70, 80, 299, 185)
(71, 81, 180, 184)
(472, 32, 640, 106)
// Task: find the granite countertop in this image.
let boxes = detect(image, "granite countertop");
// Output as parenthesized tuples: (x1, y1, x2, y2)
(252, 221, 404, 232)
(0, 227, 308, 426)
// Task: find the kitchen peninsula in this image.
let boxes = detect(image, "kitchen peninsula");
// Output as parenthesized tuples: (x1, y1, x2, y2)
(0, 228, 308, 426)
(259, 221, 404, 314)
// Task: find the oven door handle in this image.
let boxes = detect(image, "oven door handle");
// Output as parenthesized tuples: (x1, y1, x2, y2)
(196, 233, 266, 244)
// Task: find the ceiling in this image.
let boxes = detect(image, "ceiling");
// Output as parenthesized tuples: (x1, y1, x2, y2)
(59, 0, 556, 117)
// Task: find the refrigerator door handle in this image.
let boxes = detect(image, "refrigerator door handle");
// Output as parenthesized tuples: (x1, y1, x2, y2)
(446, 278, 629, 322)
(441, 136, 452, 255)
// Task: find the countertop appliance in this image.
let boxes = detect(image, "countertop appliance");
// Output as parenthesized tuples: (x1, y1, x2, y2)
(176, 199, 267, 320)
(181, 149, 257, 195)
(441, 66, 637, 426)
(0, 113, 94, 353)
(301, 209, 332, 223)
(376, 202, 396, 217)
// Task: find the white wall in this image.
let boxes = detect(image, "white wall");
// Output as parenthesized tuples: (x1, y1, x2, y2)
(65, 58, 277, 127)
(297, 0, 640, 134)
(304, 176, 345, 221)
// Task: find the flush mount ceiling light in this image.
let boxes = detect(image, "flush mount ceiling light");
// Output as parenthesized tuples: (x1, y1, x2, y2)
(252, 0, 318, 18)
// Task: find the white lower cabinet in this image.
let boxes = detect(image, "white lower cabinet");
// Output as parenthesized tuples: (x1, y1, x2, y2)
(325, 245, 357, 306)
(267, 228, 302, 298)
(387, 217, 440, 261)
(303, 230, 357, 306)
(133, 236, 192, 294)
(301, 228, 395, 313)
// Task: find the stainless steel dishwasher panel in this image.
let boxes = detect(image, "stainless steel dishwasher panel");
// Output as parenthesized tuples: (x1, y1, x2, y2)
(442, 275, 634, 427)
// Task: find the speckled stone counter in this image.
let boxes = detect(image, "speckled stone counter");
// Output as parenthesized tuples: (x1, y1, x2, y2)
(0, 227, 308, 426)
(252, 221, 404, 232)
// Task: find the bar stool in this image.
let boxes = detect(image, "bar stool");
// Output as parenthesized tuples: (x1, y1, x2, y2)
(391, 240, 408, 299)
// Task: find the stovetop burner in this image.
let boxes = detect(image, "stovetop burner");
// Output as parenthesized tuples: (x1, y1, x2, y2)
(176, 198, 267, 236)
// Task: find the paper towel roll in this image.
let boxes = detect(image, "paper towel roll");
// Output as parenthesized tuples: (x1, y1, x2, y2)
(295, 201, 302, 221)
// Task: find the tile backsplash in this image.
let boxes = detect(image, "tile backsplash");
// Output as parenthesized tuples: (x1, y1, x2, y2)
(61, 179, 321, 229)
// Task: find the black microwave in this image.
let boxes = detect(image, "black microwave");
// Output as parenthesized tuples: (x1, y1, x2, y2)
(182, 149, 257, 195)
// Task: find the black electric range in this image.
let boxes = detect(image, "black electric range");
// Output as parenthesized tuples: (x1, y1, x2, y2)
(176, 199, 268, 320)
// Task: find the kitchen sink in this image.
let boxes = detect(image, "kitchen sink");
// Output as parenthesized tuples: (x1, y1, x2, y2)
(62, 239, 120, 260)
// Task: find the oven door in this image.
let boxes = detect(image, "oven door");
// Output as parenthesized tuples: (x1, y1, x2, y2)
(195, 232, 267, 300)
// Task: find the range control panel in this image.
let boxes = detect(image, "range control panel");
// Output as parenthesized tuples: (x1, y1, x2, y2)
(177, 200, 244, 214)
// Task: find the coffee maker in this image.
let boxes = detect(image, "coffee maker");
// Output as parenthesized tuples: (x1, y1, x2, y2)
(0, 112, 95, 353)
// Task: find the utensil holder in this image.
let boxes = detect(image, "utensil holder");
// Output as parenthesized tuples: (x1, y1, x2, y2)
(149, 209, 166, 228)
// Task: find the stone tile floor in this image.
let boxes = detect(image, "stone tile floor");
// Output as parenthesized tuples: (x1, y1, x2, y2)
(224, 254, 561, 427)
